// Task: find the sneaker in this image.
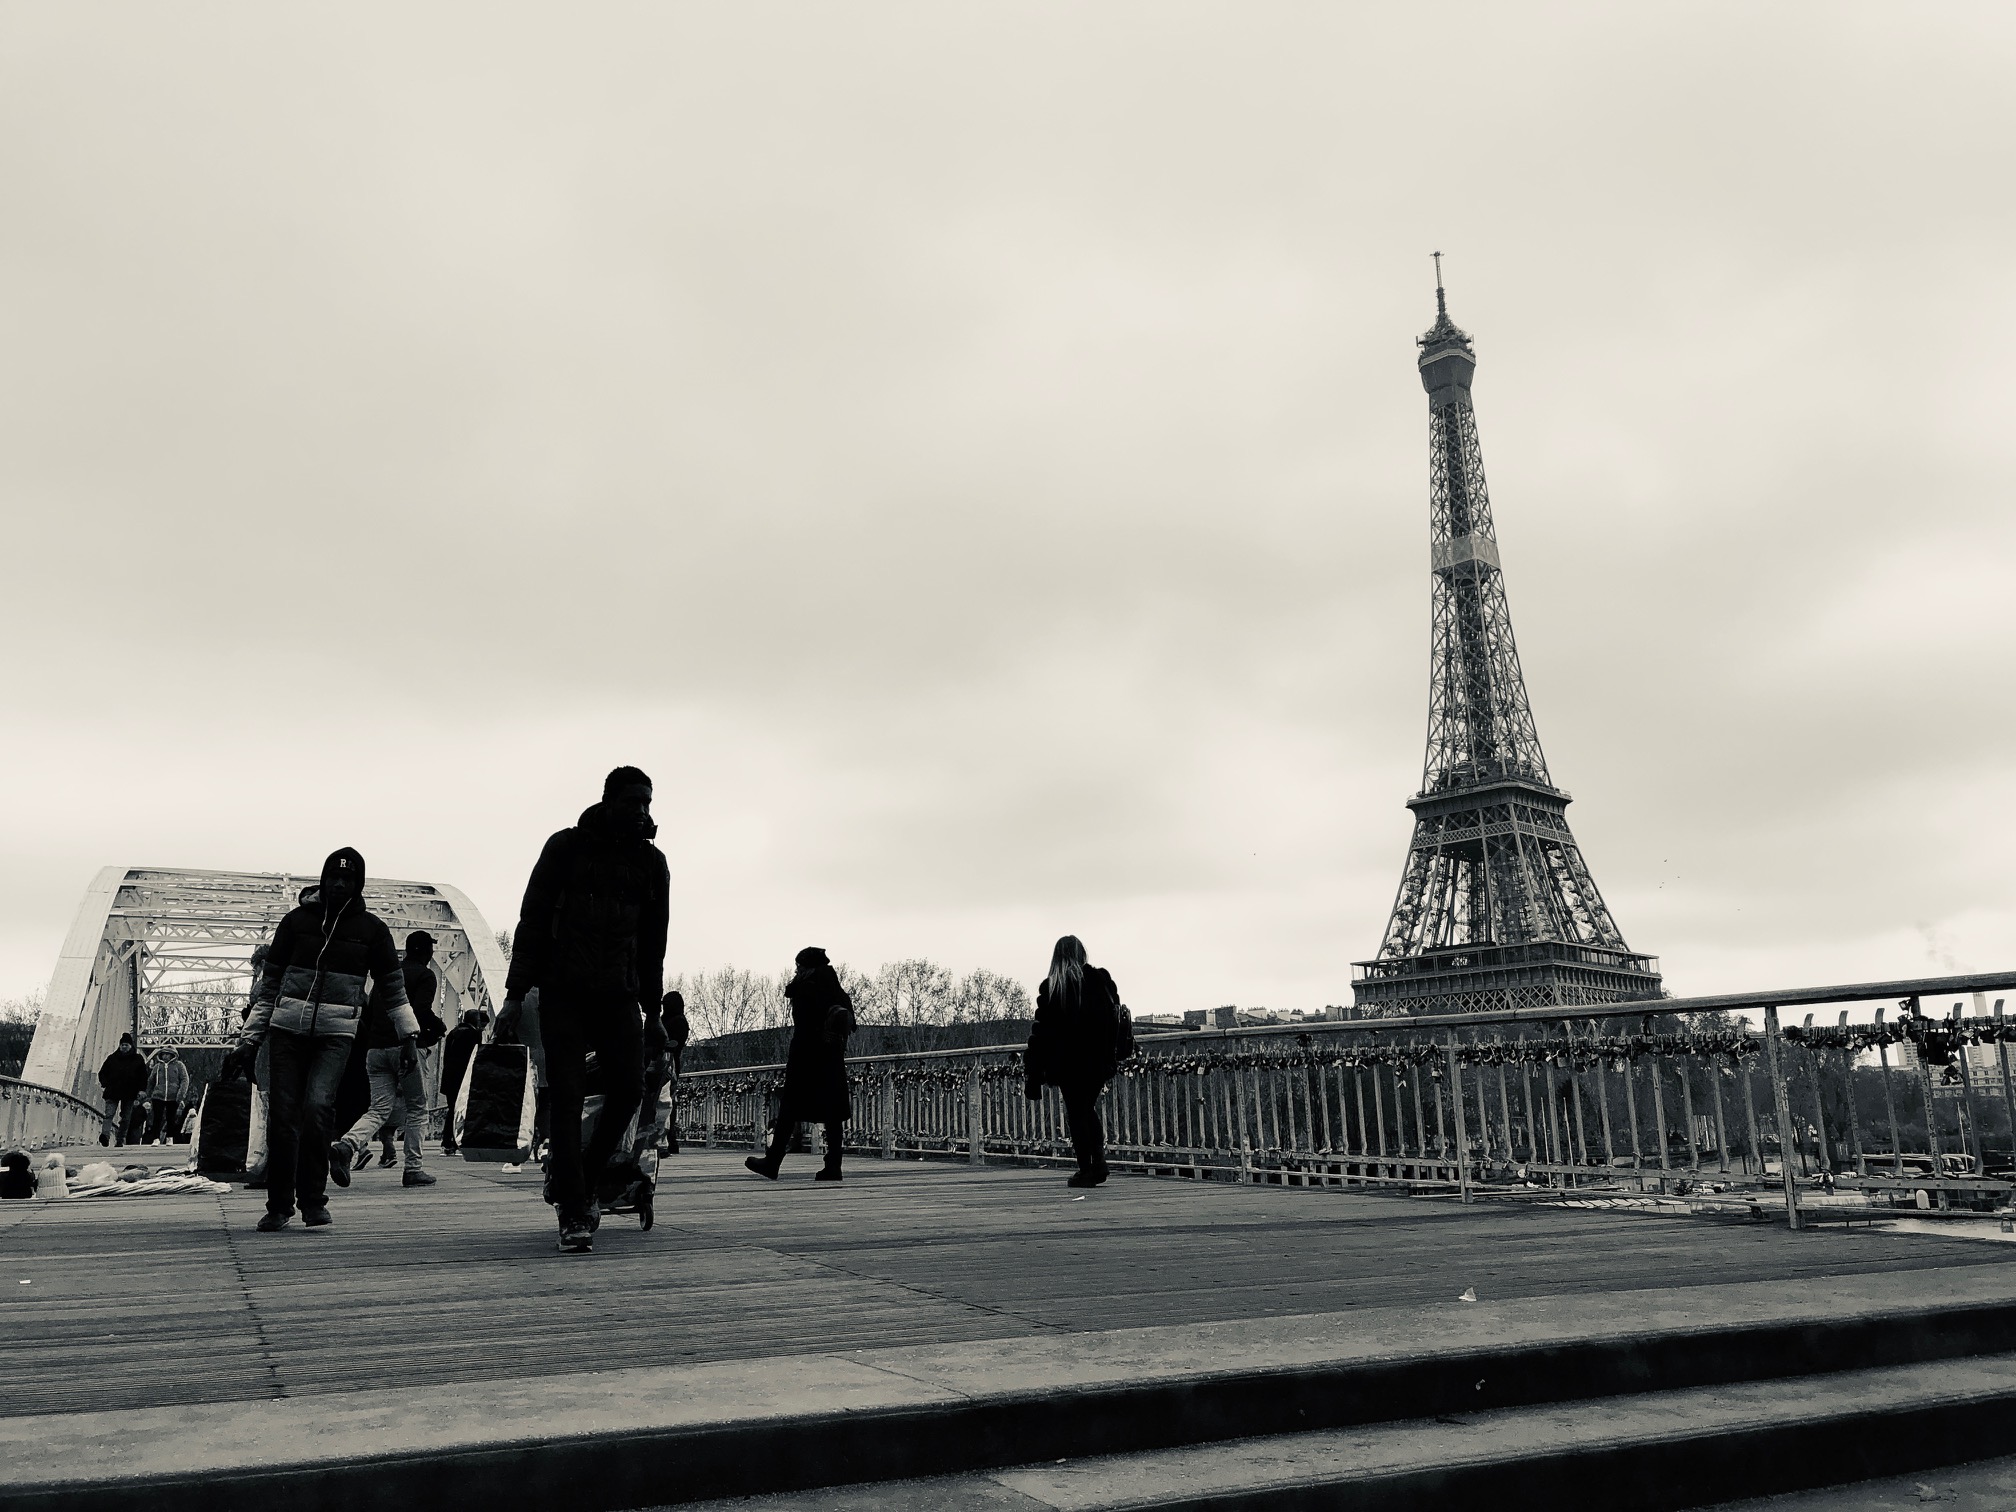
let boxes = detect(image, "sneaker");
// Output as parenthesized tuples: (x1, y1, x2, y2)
(402, 1168, 437, 1188)
(302, 1206, 332, 1228)
(377, 1148, 397, 1169)
(586, 1199, 601, 1233)
(327, 1141, 352, 1188)
(256, 1211, 291, 1232)
(353, 1144, 373, 1171)
(744, 1156, 779, 1181)
(557, 1218, 593, 1254)
(500, 1162, 523, 1174)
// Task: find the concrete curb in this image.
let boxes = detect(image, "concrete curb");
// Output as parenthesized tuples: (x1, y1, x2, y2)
(8, 1268, 2016, 1512)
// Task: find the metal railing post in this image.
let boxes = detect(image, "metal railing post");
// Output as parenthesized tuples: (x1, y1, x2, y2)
(967, 1061, 984, 1165)
(1763, 1006, 1802, 1229)
(1447, 1035, 1472, 1204)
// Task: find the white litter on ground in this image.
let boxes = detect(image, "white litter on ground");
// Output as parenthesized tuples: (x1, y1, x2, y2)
(65, 1174, 232, 1199)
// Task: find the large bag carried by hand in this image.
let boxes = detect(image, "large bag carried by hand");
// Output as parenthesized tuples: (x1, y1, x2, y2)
(455, 1043, 537, 1162)
(192, 1077, 266, 1174)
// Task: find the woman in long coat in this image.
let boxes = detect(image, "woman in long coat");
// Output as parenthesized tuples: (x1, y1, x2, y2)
(746, 947, 854, 1182)
(1024, 935, 1126, 1188)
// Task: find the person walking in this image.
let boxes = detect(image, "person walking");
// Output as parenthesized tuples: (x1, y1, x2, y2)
(438, 1010, 484, 1155)
(660, 989, 690, 1155)
(746, 948, 855, 1183)
(97, 1033, 149, 1147)
(219, 848, 420, 1232)
(330, 930, 447, 1189)
(1024, 935, 1127, 1188)
(494, 767, 669, 1254)
(144, 1047, 191, 1144)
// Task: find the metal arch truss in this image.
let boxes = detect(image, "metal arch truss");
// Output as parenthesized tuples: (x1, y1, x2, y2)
(1354, 292, 1661, 1018)
(23, 867, 509, 1096)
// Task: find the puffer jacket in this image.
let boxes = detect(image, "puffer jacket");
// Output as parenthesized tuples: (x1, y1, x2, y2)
(240, 848, 415, 1047)
(505, 803, 669, 1012)
(145, 1056, 190, 1103)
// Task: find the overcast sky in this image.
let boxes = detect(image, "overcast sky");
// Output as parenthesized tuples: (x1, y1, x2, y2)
(3, 3, 2013, 1017)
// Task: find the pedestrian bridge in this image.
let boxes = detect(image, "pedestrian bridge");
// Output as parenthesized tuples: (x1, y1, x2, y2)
(22, 866, 507, 1104)
(6, 1147, 2016, 1510)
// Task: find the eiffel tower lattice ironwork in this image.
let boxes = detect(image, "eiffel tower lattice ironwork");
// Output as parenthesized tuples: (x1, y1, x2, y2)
(1353, 270, 1662, 1016)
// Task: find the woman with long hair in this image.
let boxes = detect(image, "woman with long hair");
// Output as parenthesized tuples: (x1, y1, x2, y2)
(747, 947, 855, 1182)
(1023, 935, 1126, 1188)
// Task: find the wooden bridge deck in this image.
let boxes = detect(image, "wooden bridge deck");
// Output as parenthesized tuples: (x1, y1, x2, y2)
(3, 1149, 2005, 1419)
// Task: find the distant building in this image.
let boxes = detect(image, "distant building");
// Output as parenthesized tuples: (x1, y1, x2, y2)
(1183, 1007, 1241, 1030)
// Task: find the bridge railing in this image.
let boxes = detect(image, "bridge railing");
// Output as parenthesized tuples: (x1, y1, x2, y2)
(1, 1077, 103, 1153)
(675, 970, 2016, 1228)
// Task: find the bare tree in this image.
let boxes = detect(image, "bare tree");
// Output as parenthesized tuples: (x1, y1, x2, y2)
(953, 968, 1030, 1022)
(670, 966, 789, 1041)
(872, 958, 956, 1026)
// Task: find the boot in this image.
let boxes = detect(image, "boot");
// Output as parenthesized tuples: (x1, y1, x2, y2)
(402, 1167, 436, 1188)
(746, 1121, 789, 1180)
(816, 1124, 843, 1181)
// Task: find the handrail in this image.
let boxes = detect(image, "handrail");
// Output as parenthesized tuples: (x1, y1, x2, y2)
(679, 969, 2016, 1079)
(673, 967, 2016, 1235)
(1, 1075, 104, 1153)
(0, 1076, 99, 1117)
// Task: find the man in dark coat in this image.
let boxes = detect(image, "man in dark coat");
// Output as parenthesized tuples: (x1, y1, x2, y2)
(438, 1011, 484, 1155)
(97, 1033, 149, 1147)
(746, 947, 853, 1183)
(220, 848, 418, 1231)
(497, 766, 669, 1254)
(331, 930, 447, 1188)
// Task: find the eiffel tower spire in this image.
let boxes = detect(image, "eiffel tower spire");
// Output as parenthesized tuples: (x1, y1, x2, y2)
(1353, 270, 1662, 1015)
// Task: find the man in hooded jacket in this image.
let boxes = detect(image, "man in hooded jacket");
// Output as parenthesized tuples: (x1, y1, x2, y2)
(496, 766, 669, 1254)
(144, 1047, 192, 1144)
(221, 848, 418, 1231)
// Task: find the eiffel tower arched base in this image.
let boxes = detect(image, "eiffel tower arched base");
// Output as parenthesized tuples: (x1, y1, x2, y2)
(1351, 940, 1663, 1018)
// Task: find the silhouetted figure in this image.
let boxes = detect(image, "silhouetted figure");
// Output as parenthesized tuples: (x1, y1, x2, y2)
(746, 948, 855, 1183)
(438, 1011, 484, 1155)
(659, 989, 689, 1154)
(495, 767, 669, 1254)
(1024, 935, 1127, 1188)
(220, 848, 418, 1232)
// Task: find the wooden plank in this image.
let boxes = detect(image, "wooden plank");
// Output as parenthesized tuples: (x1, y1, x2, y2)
(3, 1148, 2006, 1419)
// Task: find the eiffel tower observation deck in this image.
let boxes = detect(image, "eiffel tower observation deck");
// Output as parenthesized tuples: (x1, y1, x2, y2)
(1353, 268, 1663, 1016)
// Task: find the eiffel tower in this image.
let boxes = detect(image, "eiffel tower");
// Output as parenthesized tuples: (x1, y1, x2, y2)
(1353, 264, 1662, 1016)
